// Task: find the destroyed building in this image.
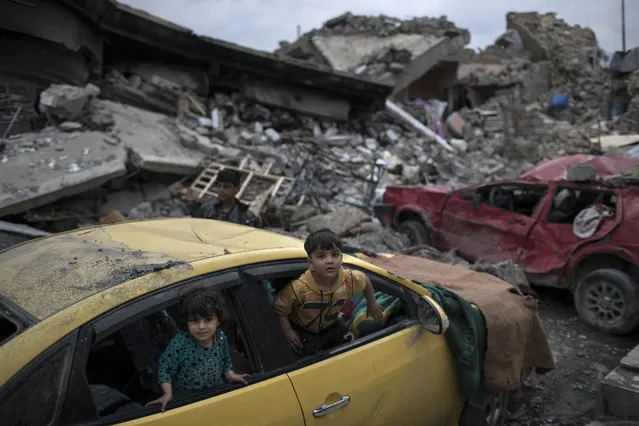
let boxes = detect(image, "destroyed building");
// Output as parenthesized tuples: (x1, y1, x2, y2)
(1, 4, 639, 249)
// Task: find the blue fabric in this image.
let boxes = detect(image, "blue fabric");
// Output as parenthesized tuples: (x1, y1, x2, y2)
(158, 331, 232, 397)
(549, 93, 569, 109)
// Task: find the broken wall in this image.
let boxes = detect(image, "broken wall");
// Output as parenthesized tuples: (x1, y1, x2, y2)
(407, 61, 459, 100)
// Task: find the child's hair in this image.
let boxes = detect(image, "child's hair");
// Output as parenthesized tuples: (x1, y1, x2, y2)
(217, 169, 241, 187)
(304, 228, 342, 257)
(179, 288, 229, 329)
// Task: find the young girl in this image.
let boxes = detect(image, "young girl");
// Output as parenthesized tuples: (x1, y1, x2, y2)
(146, 288, 249, 411)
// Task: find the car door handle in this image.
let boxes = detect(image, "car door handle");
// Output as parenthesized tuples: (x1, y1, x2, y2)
(312, 395, 351, 417)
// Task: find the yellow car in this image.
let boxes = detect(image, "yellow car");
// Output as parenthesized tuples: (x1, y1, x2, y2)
(0, 218, 507, 426)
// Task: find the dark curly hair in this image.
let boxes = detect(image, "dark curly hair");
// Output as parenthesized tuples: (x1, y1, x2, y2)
(304, 228, 342, 257)
(178, 288, 229, 329)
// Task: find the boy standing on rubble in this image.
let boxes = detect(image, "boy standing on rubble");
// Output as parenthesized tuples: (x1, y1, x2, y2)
(199, 169, 261, 228)
(273, 229, 383, 355)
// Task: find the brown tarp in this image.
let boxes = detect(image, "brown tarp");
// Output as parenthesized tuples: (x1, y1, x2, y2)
(361, 254, 555, 391)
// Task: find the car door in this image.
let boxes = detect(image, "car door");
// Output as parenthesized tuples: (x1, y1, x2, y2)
(239, 260, 462, 426)
(440, 182, 548, 262)
(0, 332, 77, 426)
(520, 185, 622, 286)
(58, 269, 304, 426)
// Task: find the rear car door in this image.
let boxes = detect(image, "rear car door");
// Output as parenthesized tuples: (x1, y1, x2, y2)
(239, 260, 462, 426)
(440, 182, 548, 262)
(58, 270, 304, 426)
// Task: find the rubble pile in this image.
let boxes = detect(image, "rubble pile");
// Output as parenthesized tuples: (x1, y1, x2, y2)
(505, 12, 608, 123)
(456, 60, 532, 87)
(275, 12, 469, 81)
(614, 70, 639, 135)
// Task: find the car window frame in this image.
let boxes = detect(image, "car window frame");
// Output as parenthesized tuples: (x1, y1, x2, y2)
(545, 184, 620, 224)
(61, 268, 277, 426)
(238, 259, 420, 373)
(0, 330, 78, 426)
(459, 182, 549, 217)
(0, 295, 38, 346)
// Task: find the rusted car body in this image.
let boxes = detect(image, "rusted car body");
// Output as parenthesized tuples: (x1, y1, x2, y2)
(374, 155, 639, 335)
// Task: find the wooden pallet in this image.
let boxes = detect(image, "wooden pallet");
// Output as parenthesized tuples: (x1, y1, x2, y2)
(185, 157, 295, 215)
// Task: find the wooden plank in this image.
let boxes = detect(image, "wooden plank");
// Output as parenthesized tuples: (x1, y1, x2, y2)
(262, 159, 274, 174)
(236, 171, 253, 199)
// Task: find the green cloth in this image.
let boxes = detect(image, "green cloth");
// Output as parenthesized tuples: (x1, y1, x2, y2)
(422, 284, 488, 410)
(346, 291, 403, 337)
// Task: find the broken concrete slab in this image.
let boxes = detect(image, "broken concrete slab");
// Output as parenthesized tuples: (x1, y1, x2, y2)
(39, 83, 101, 121)
(598, 362, 639, 418)
(594, 134, 639, 150)
(0, 131, 127, 217)
(567, 163, 597, 181)
(620, 345, 639, 372)
(392, 31, 469, 96)
(98, 100, 206, 175)
(241, 81, 351, 121)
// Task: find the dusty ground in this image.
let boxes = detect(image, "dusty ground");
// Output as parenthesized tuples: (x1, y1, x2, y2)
(506, 288, 639, 426)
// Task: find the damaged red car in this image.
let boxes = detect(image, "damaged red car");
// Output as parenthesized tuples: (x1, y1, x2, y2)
(374, 155, 639, 335)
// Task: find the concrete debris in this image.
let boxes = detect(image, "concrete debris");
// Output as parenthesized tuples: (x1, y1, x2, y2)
(276, 12, 470, 84)
(306, 206, 371, 237)
(402, 244, 533, 294)
(39, 84, 101, 122)
(2, 9, 638, 256)
(276, 12, 466, 63)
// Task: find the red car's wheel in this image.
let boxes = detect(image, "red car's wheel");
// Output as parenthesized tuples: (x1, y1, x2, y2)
(575, 268, 639, 335)
(398, 220, 432, 246)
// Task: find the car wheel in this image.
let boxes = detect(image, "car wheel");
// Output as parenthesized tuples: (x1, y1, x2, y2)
(398, 220, 432, 246)
(574, 268, 639, 335)
(485, 390, 509, 426)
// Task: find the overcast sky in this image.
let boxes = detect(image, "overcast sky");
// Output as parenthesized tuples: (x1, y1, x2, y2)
(119, 0, 638, 55)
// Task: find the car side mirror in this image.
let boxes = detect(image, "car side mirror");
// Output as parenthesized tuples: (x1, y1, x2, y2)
(418, 295, 449, 335)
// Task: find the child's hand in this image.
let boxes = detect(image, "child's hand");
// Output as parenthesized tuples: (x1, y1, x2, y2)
(285, 328, 303, 352)
(146, 393, 172, 412)
(367, 302, 383, 323)
(226, 370, 249, 385)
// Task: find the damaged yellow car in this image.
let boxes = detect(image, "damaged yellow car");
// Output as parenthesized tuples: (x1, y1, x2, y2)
(0, 218, 507, 426)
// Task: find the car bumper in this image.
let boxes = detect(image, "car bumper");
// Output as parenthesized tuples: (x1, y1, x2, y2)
(373, 203, 395, 227)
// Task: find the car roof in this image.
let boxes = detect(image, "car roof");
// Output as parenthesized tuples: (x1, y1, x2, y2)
(0, 218, 304, 320)
(521, 155, 639, 181)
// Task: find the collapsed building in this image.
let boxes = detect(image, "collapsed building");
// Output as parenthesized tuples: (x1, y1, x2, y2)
(2, 3, 639, 254)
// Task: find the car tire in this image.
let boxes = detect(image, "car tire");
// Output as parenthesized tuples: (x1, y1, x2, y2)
(459, 391, 509, 426)
(574, 268, 639, 335)
(398, 220, 432, 246)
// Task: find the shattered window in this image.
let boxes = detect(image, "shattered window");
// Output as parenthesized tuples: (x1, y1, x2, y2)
(547, 187, 617, 224)
(463, 183, 548, 216)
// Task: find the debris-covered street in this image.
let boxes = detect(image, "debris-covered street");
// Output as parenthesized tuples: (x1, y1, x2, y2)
(509, 288, 639, 426)
(2, 1, 639, 425)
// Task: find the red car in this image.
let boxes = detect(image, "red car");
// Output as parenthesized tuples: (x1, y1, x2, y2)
(374, 155, 639, 335)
